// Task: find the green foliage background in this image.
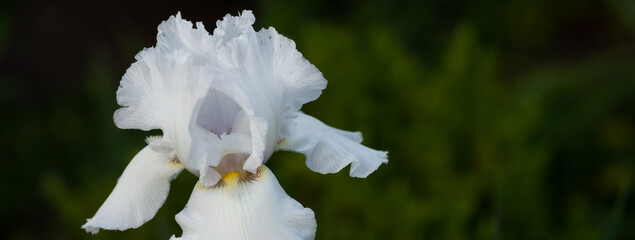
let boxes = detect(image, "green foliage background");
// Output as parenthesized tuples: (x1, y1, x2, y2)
(1, 0, 634, 239)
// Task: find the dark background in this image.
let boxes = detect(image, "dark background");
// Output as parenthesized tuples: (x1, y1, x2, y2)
(1, 0, 634, 239)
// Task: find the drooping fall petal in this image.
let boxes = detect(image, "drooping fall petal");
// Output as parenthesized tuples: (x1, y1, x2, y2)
(82, 145, 184, 233)
(279, 112, 388, 177)
(170, 166, 316, 240)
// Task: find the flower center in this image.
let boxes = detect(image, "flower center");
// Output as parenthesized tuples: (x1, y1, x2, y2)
(221, 171, 241, 186)
(214, 153, 249, 175)
(210, 165, 267, 188)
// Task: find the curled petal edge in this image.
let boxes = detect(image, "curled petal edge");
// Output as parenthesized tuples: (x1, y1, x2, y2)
(279, 112, 388, 178)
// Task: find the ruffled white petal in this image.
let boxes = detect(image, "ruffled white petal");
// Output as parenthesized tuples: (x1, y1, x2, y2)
(189, 10, 327, 176)
(156, 12, 216, 63)
(184, 48, 273, 176)
(256, 27, 327, 111)
(280, 112, 388, 178)
(171, 166, 316, 240)
(114, 46, 209, 162)
(213, 10, 256, 45)
(82, 145, 184, 234)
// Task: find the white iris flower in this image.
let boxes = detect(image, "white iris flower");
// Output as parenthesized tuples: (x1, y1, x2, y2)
(82, 10, 388, 240)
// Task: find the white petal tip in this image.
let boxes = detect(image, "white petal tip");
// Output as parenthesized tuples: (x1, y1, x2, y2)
(349, 150, 388, 178)
(81, 221, 100, 234)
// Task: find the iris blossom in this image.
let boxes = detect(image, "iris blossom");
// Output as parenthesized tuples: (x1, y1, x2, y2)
(82, 10, 388, 239)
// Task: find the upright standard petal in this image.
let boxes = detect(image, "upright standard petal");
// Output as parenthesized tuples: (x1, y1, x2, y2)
(279, 112, 388, 178)
(114, 47, 209, 162)
(171, 166, 316, 240)
(189, 11, 328, 176)
(256, 27, 327, 111)
(82, 145, 184, 234)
